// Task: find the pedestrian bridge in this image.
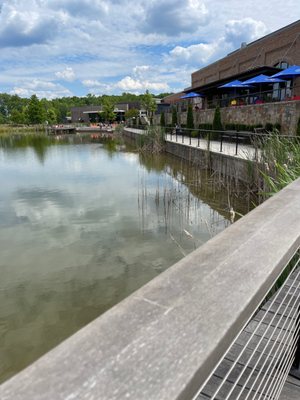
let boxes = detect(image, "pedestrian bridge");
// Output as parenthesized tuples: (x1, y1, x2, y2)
(0, 164, 300, 399)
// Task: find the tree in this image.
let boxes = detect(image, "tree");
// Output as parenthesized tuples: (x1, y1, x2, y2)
(46, 108, 58, 124)
(10, 109, 27, 124)
(125, 108, 139, 120)
(101, 98, 116, 122)
(26, 95, 46, 124)
(212, 106, 223, 131)
(171, 106, 177, 126)
(160, 112, 165, 127)
(141, 90, 157, 125)
(186, 103, 194, 130)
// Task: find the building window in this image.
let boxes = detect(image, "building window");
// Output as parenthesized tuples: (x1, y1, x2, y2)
(274, 61, 289, 69)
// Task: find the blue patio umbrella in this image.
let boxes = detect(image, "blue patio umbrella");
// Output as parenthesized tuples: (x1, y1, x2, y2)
(241, 74, 285, 85)
(270, 65, 300, 79)
(218, 79, 252, 88)
(180, 92, 203, 99)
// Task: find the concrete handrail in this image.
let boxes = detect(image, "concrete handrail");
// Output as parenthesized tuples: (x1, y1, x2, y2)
(1, 179, 300, 400)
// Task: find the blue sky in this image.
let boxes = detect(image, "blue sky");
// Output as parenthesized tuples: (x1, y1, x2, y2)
(0, 0, 298, 99)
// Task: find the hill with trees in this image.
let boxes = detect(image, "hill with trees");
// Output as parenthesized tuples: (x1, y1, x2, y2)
(0, 92, 174, 124)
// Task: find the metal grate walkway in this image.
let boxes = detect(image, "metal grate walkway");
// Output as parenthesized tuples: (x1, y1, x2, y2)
(197, 267, 300, 400)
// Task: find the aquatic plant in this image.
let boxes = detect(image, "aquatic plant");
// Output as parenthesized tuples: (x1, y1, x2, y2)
(260, 134, 300, 195)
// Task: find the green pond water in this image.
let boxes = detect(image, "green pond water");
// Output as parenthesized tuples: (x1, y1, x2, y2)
(0, 135, 247, 384)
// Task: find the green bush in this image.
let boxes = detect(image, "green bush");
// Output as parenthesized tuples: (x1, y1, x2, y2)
(160, 112, 165, 127)
(186, 104, 194, 130)
(212, 106, 223, 131)
(297, 118, 300, 136)
(171, 106, 177, 126)
(265, 122, 274, 132)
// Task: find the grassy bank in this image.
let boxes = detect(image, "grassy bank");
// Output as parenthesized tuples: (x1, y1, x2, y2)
(0, 124, 46, 136)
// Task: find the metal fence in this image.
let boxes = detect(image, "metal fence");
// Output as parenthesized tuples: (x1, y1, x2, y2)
(197, 252, 300, 399)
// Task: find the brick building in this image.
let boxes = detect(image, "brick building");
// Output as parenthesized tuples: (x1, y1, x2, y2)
(190, 19, 300, 96)
(160, 20, 300, 134)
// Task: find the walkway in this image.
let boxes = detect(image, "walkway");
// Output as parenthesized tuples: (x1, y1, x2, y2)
(198, 267, 300, 399)
(125, 128, 259, 161)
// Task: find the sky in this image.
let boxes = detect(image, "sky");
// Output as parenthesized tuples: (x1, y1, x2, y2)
(0, 0, 298, 99)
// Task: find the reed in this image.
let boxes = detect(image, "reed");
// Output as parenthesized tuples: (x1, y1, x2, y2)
(0, 124, 45, 136)
(260, 134, 300, 195)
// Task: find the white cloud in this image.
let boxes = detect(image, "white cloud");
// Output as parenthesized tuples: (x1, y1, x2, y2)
(116, 76, 169, 92)
(225, 18, 268, 47)
(10, 79, 72, 99)
(0, 0, 298, 97)
(142, 0, 209, 36)
(55, 67, 76, 81)
(81, 74, 169, 94)
(166, 17, 268, 71)
(82, 79, 104, 88)
(169, 42, 221, 65)
(133, 65, 151, 79)
(0, 1, 62, 48)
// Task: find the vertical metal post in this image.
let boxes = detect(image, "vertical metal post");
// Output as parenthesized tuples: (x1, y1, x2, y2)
(182, 129, 184, 144)
(197, 132, 200, 147)
(220, 132, 223, 152)
(235, 131, 239, 155)
(290, 306, 300, 379)
(189, 130, 191, 145)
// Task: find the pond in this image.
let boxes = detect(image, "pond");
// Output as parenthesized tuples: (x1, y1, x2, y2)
(0, 135, 248, 384)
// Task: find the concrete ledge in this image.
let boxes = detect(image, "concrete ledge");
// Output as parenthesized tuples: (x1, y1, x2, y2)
(1, 179, 300, 400)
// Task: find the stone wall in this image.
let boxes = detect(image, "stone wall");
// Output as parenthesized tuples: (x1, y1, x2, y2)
(156, 100, 300, 135)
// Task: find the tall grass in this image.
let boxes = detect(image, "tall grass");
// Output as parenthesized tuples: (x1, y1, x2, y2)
(137, 126, 165, 154)
(260, 134, 300, 195)
(0, 124, 45, 136)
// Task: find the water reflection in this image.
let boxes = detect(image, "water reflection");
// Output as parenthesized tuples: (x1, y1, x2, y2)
(0, 136, 249, 383)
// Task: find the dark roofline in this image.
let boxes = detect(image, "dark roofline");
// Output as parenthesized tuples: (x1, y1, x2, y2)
(192, 19, 300, 78)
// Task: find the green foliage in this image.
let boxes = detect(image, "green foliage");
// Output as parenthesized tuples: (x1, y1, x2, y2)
(262, 122, 281, 133)
(297, 118, 300, 136)
(212, 106, 223, 131)
(141, 90, 157, 124)
(27, 95, 46, 124)
(46, 108, 58, 124)
(10, 109, 27, 124)
(198, 123, 213, 130)
(101, 97, 116, 122)
(225, 123, 264, 132)
(261, 134, 300, 195)
(171, 106, 177, 126)
(0, 91, 168, 126)
(186, 103, 194, 130)
(124, 108, 139, 119)
(160, 112, 165, 127)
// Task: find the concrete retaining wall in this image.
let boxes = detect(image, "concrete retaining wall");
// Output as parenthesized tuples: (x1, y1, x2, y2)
(165, 141, 255, 186)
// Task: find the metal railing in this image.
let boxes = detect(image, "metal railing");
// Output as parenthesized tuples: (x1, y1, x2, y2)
(1, 172, 300, 399)
(197, 252, 300, 399)
(171, 82, 300, 112)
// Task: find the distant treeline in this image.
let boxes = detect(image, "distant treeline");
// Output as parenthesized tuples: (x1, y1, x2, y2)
(0, 92, 173, 125)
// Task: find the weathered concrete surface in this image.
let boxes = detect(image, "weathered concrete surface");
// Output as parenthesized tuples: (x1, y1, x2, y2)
(1, 178, 300, 400)
(165, 140, 255, 185)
